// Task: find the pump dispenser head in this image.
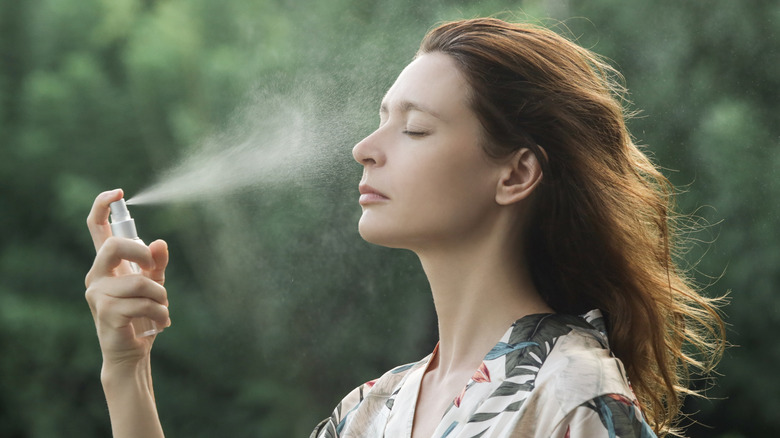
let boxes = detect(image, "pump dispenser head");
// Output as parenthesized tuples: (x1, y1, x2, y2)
(109, 199, 138, 239)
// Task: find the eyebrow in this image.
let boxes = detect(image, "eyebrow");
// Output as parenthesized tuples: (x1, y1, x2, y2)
(379, 100, 444, 121)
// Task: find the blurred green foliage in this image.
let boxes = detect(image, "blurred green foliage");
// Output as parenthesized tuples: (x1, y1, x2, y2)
(0, 0, 777, 436)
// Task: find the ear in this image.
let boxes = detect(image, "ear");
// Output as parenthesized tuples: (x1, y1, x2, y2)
(495, 148, 544, 206)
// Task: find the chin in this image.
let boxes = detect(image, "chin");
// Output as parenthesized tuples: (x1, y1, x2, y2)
(357, 219, 408, 249)
(358, 223, 390, 247)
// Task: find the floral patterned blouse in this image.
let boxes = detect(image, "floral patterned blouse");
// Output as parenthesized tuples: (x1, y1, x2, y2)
(311, 310, 656, 438)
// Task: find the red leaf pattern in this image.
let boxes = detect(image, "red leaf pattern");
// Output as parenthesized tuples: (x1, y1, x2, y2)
(473, 362, 491, 383)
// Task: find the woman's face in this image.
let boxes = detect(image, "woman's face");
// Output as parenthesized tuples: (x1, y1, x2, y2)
(353, 52, 509, 251)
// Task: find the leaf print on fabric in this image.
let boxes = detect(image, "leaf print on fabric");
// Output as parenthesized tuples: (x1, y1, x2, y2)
(473, 362, 491, 383)
(492, 381, 533, 397)
(504, 314, 588, 377)
(469, 411, 501, 423)
(484, 341, 537, 360)
(587, 395, 656, 438)
(582, 309, 608, 334)
(391, 363, 416, 374)
(468, 400, 523, 424)
(454, 387, 467, 408)
(464, 314, 590, 429)
(441, 421, 458, 438)
(606, 393, 636, 407)
(337, 401, 364, 435)
(470, 429, 488, 438)
(310, 418, 336, 438)
(454, 362, 493, 407)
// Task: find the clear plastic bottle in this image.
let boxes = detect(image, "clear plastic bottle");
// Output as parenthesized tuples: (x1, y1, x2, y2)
(109, 199, 162, 338)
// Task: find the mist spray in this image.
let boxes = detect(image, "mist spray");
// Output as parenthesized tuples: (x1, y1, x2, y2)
(109, 199, 162, 338)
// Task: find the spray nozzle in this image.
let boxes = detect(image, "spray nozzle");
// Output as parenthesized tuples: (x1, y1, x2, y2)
(109, 198, 139, 240)
(110, 198, 132, 222)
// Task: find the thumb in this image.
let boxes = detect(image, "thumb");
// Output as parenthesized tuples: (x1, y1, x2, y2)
(87, 189, 125, 251)
(146, 239, 169, 285)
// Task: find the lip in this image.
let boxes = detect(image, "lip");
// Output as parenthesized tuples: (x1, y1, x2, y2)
(358, 183, 389, 205)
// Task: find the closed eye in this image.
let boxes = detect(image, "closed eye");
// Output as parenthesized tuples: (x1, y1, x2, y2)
(403, 130, 429, 137)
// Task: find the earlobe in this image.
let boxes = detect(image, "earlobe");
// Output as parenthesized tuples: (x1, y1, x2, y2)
(495, 148, 544, 205)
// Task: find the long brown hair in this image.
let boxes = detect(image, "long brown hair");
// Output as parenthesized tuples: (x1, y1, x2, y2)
(419, 18, 725, 436)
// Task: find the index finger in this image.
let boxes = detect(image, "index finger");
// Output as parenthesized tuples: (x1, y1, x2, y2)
(87, 188, 124, 251)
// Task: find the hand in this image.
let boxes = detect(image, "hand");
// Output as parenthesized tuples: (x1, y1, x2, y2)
(85, 189, 171, 368)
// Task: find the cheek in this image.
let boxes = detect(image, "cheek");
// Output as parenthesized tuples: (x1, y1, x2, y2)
(404, 156, 498, 225)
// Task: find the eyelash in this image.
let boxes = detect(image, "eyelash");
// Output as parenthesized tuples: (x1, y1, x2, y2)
(402, 130, 428, 137)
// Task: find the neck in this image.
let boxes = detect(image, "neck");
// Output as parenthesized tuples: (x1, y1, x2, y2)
(415, 228, 553, 377)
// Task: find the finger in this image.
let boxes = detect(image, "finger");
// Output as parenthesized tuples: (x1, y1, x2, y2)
(87, 188, 124, 251)
(95, 296, 171, 330)
(86, 275, 169, 310)
(146, 240, 169, 285)
(86, 237, 155, 285)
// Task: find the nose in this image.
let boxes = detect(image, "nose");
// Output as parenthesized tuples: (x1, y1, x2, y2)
(352, 129, 385, 167)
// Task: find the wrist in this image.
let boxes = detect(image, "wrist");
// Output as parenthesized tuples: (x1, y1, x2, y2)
(99, 356, 163, 438)
(101, 356, 154, 397)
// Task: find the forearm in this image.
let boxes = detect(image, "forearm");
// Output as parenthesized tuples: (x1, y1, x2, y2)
(101, 357, 164, 438)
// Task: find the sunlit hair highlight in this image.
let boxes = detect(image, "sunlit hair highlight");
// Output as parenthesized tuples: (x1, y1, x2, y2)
(418, 18, 725, 436)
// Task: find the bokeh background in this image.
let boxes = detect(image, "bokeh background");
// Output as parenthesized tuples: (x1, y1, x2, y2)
(1, 0, 777, 436)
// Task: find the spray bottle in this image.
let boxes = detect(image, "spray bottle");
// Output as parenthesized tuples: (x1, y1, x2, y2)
(109, 198, 161, 338)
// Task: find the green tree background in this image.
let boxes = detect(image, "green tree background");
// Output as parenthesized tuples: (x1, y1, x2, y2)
(0, 0, 777, 436)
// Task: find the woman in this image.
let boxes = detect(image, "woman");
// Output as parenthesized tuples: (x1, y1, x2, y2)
(85, 18, 725, 437)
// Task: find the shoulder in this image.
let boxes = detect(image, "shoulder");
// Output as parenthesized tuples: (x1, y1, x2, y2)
(536, 315, 636, 409)
(517, 312, 654, 436)
(309, 360, 426, 438)
(549, 394, 656, 438)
